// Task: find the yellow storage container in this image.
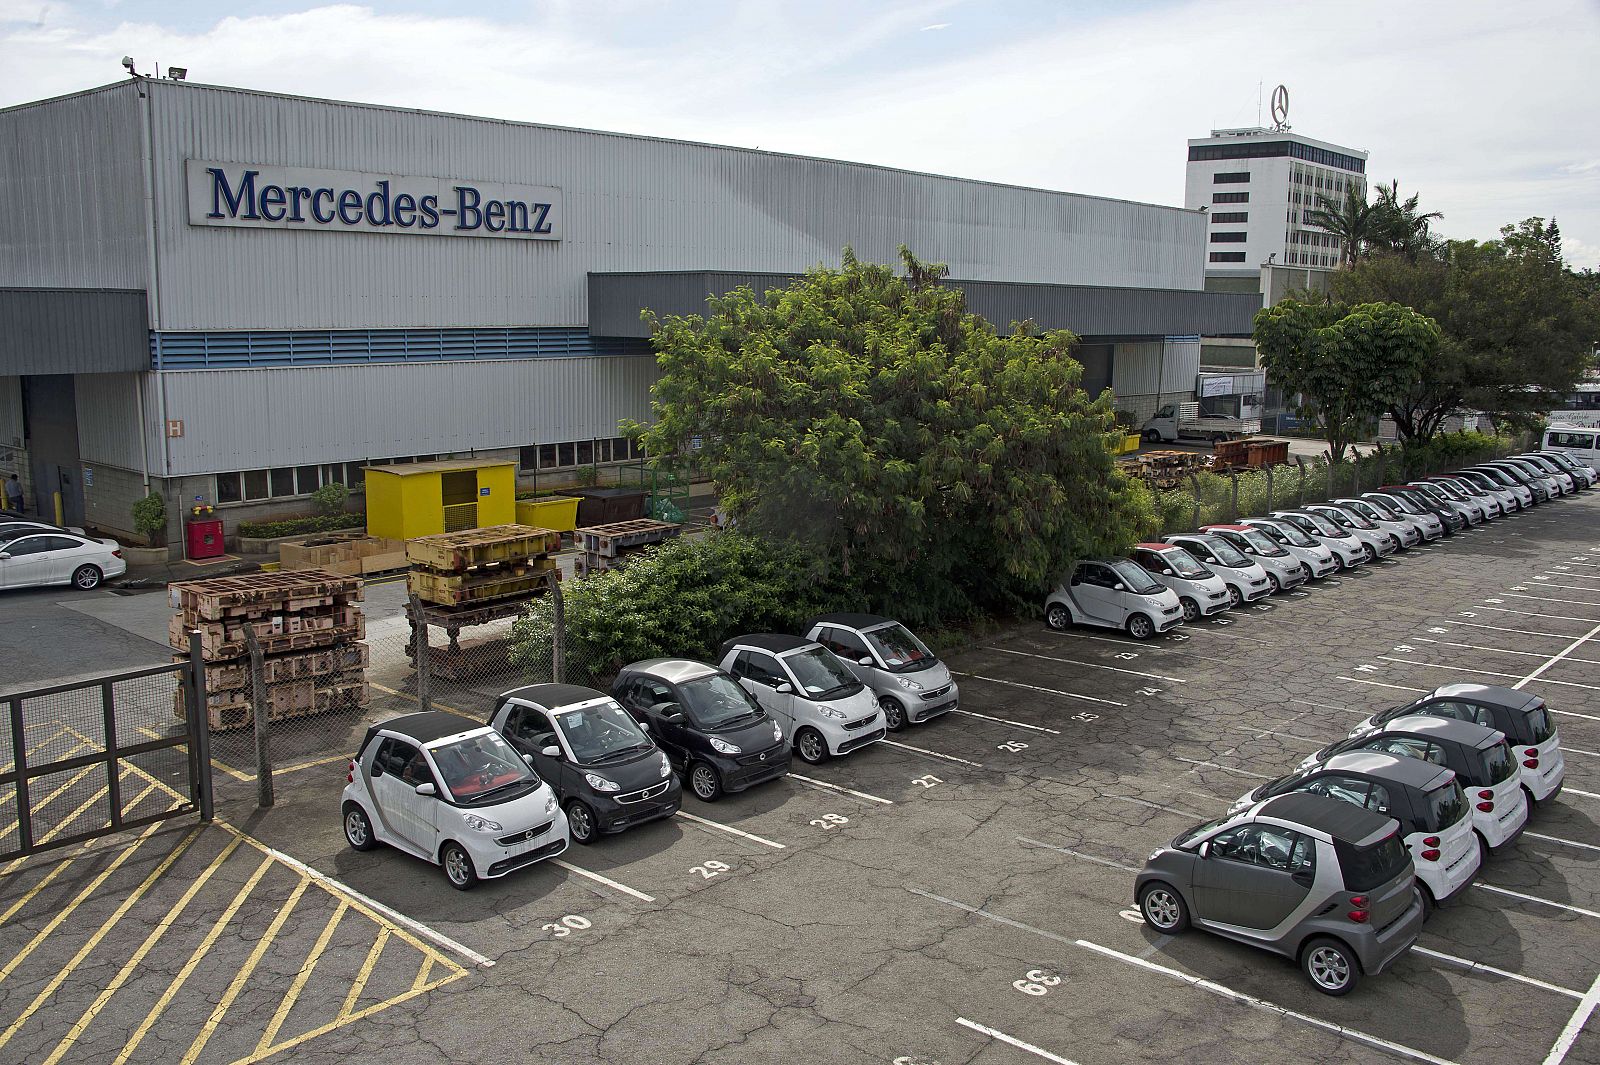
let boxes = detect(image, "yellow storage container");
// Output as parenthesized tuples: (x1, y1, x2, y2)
(516, 496, 581, 533)
(364, 459, 517, 541)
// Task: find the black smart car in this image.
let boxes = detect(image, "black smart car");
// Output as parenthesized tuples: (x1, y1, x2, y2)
(612, 659, 792, 802)
(490, 683, 681, 844)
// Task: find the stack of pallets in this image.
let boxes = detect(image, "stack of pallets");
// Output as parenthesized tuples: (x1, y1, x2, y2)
(575, 518, 681, 576)
(168, 570, 369, 731)
(406, 524, 561, 607)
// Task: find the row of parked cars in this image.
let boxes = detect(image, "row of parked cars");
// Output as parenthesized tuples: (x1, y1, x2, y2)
(341, 613, 955, 888)
(1047, 450, 1597, 639)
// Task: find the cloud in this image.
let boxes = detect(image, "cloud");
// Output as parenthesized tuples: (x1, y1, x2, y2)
(921, 22, 950, 30)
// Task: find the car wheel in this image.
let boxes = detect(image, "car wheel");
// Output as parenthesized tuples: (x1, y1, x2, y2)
(440, 841, 478, 891)
(688, 761, 723, 802)
(566, 800, 599, 844)
(1226, 584, 1243, 608)
(1138, 882, 1189, 932)
(342, 802, 377, 851)
(1045, 604, 1072, 631)
(1297, 565, 1310, 582)
(1419, 884, 1437, 920)
(1142, 429, 1161, 442)
(879, 695, 908, 731)
(1271, 573, 1288, 593)
(71, 564, 103, 590)
(1301, 937, 1360, 996)
(795, 727, 830, 765)
(1476, 830, 1490, 867)
(1126, 614, 1155, 640)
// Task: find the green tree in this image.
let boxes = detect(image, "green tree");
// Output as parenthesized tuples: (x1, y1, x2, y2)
(629, 247, 1155, 621)
(1307, 186, 1387, 268)
(1253, 299, 1440, 461)
(1371, 180, 1444, 262)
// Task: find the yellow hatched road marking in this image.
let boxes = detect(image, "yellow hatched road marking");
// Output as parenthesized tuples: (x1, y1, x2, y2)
(111, 853, 275, 1065)
(340, 928, 390, 1020)
(0, 823, 201, 1055)
(235, 967, 466, 1065)
(0, 810, 162, 981)
(411, 956, 434, 992)
(0, 856, 75, 927)
(252, 901, 348, 1056)
(132, 725, 254, 782)
(0, 743, 98, 843)
(38, 834, 244, 1065)
(179, 876, 310, 1065)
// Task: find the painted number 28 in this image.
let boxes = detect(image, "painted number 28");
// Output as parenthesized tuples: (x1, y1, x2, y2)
(809, 814, 850, 830)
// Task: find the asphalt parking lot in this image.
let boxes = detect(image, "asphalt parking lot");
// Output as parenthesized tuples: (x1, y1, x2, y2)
(4, 490, 1600, 1064)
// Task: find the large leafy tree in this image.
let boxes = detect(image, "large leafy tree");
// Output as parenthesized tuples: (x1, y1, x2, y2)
(1254, 299, 1440, 461)
(1334, 217, 1600, 439)
(630, 247, 1154, 621)
(1307, 186, 1387, 268)
(1372, 180, 1444, 262)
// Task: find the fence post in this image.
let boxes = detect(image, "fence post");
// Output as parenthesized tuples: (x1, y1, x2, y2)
(243, 627, 273, 809)
(1228, 472, 1240, 522)
(1187, 472, 1203, 530)
(1325, 452, 1335, 500)
(186, 630, 215, 823)
(548, 571, 566, 684)
(1296, 457, 1308, 506)
(1265, 465, 1275, 512)
(409, 594, 433, 713)
(1377, 445, 1386, 489)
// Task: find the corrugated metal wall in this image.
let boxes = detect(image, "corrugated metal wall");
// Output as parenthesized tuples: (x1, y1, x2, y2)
(0, 85, 149, 290)
(74, 372, 148, 467)
(0, 376, 24, 448)
(141, 81, 1207, 331)
(155, 356, 661, 475)
(1110, 339, 1201, 398)
(0, 289, 150, 374)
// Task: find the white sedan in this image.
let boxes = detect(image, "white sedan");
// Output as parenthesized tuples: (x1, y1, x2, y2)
(0, 531, 125, 590)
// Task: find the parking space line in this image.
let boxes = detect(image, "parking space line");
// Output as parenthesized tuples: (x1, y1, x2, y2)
(550, 860, 657, 903)
(1017, 836, 1139, 873)
(1338, 676, 1429, 693)
(948, 708, 1062, 734)
(955, 1017, 1080, 1065)
(1515, 620, 1600, 690)
(1233, 724, 1328, 745)
(881, 739, 985, 767)
(1377, 656, 1526, 681)
(675, 810, 785, 849)
(1476, 884, 1600, 919)
(1173, 757, 1272, 779)
(990, 646, 1186, 683)
(1562, 746, 1600, 758)
(1477, 605, 1600, 626)
(1417, 639, 1600, 667)
(1411, 945, 1583, 999)
(1543, 974, 1600, 1065)
(1289, 698, 1369, 717)
(0, 854, 75, 925)
(1526, 832, 1600, 853)
(952, 672, 1127, 707)
(1561, 787, 1600, 800)
(1502, 593, 1600, 612)
(339, 929, 390, 1021)
(787, 773, 894, 805)
(254, 900, 348, 1055)
(1074, 939, 1460, 1065)
(905, 886, 1078, 946)
(1441, 620, 1599, 642)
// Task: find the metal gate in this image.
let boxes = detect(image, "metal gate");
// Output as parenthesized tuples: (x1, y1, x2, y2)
(1, 636, 214, 861)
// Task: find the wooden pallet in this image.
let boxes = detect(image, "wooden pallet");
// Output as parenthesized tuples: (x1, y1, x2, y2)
(405, 525, 562, 573)
(188, 643, 370, 691)
(576, 519, 681, 558)
(172, 570, 364, 621)
(408, 560, 557, 606)
(171, 615, 365, 659)
(177, 675, 368, 731)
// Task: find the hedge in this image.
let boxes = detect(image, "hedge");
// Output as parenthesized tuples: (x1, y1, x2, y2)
(236, 513, 364, 539)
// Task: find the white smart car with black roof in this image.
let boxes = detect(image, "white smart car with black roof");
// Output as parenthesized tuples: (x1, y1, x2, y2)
(1236, 517, 1339, 577)
(804, 613, 957, 731)
(1162, 532, 1273, 606)
(342, 711, 570, 890)
(1126, 543, 1232, 623)
(719, 634, 886, 764)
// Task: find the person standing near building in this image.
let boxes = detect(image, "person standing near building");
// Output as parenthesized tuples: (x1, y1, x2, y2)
(4, 473, 23, 514)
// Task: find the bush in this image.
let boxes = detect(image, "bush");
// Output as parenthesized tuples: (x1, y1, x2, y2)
(237, 514, 362, 539)
(131, 491, 166, 546)
(510, 531, 861, 687)
(310, 482, 350, 516)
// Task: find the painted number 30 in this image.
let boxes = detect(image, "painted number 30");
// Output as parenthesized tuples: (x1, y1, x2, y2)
(1012, 969, 1062, 996)
(540, 914, 592, 937)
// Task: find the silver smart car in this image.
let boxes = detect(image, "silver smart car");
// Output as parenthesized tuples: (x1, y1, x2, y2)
(804, 613, 958, 731)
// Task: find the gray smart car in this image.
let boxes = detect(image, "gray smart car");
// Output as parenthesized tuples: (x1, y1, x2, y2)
(803, 613, 958, 731)
(1135, 792, 1424, 995)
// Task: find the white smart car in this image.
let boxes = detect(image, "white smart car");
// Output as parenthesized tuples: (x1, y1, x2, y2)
(342, 712, 570, 890)
(1200, 524, 1310, 592)
(1236, 517, 1339, 578)
(718, 634, 886, 764)
(1045, 557, 1184, 639)
(1269, 510, 1370, 568)
(1162, 532, 1273, 607)
(1127, 542, 1232, 623)
(1301, 503, 1401, 557)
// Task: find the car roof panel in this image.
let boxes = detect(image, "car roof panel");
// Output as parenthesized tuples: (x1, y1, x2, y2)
(1322, 750, 1454, 790)
(372, 711, 486, 746)
(621, 658, 721, 684)
(1254, 792, 1395, 844)
(1428, 683, 1537, 710)
(1384, 714, 1502, 744)
(807, 612, 893, 631)
(497, 682, 610, 711)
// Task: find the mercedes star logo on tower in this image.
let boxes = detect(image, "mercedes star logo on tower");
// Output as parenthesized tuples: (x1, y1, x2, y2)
(1270, 83, 1290, 129)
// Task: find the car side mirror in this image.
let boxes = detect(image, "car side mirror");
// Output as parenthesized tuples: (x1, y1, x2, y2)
(1291, 869, 1314, 888)
(1112, 583, 1125, 592)
(370, 762, 383, 778)
(638, 719, 651, 730)
(1160, 567, 1173, 575)
(857, 655, 874, 667)
(775, 681, 793, 694)
(1197, 841, 1211, 859)
(415, 782, 436, 797)
(651, 701, 684, 721)
(0, 552, 10, 560)
(541, 744, 561, 758)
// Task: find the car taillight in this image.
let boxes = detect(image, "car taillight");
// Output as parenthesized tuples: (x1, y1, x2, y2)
(1477, 801, 1495, 813)
(1347, 897, 1370, 923)
(1524, 758, 1539, 770)
(1478, 790, 1494, 800)
(1526, 748, 1539, 758)
(113, 549, 123, 558)
(1423, 836, 1440, 846)
(1421, 849, 1441, 861)
(347, 760, 355, 783)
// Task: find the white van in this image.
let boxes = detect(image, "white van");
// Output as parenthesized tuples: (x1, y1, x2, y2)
(1543, 425, 1600, 472)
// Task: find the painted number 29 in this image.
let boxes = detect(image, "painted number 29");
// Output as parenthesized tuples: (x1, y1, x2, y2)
(691, 860, 731, 879)
(809, 814, 850, 829)
(1012, 969, 1062, 996)
(912, 774, 942, 788)
(541, 914, 592, 937)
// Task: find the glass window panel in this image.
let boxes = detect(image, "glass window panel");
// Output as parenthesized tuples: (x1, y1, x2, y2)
(243, 469, 270, 500)
(215, 473, 242, 505)
(295, 466, 320, 493)
(270, 468, 296, 497)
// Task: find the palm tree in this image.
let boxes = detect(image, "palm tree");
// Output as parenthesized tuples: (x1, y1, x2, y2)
(1374, 180, 1443, 260)
(1306, 187, 1385, 268)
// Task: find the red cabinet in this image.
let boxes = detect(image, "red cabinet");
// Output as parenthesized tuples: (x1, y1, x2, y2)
(185, 519, 225, 560)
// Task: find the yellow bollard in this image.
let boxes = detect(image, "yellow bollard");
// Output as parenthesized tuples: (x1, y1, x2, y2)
(53, 491, 63, 526)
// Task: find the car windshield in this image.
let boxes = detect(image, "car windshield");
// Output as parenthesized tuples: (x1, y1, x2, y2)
(783, 646, 864, 699)
(1431, 481, 1467, 500)
(1203, 537, 1250, 567)
(1262, 769, 1310, 796)
(1423, 779, 1469, 832)
(864, 622, 937, 673)
(678, 673, 765, 730)
(1484, 466, 1526, 485)
(1260, 521, 1313, 547)
(1157, 548, 1211, 579)
(430, 731, 540, 805)
(1334, 832, 1410, 892)
(1110, 559, 1166, 594)
(1330, 506, 1375, 530)
(1297, 511, 1343, 536)
(1524, 705, 1556, 744)
(1174, 815, 1232, 849)
(1341, 499, 1383, 522)
(1235, 529, 1287, 556)
(1380, 493, 1424, 515)
(1477, 740, 1516, 785)
(556, 699, 653, 764)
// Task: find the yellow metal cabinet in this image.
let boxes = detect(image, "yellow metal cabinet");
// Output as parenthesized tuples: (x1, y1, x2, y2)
(363, 459, 516, 540)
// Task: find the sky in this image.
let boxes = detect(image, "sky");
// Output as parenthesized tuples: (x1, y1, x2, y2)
(3, 0, 1599, 268)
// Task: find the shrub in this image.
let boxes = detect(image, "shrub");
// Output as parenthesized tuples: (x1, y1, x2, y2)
(310, 482, 350, 516)
(132, 491, 166, 546)
(237, 514, 362, 539)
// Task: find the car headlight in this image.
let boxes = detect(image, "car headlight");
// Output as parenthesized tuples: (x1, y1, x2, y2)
(659, 754, 673, 778)
(584, 773, 621, 792)
(544, 794, 557, 815)
(819, 707, 847, 721)
(772, 722, 784, 743)
(462, 814, 503, 832)
(710, 737, 741, 755)
(1149, 849, 1164, 862)
(895, 675, 924, 691)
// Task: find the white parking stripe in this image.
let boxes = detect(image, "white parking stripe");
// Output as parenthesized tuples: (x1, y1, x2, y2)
(1016, 836, 1140, 873)
(991, 646, 1186, 683)
(956, 1018, 1080, 1065)
(880, 739, 985, 767)
(674, 811, 785, 850)
(1233, 724, 1330, 745)
(1515, 620, 1600, 690)
(787, 773, 894, 805)
(1378, 655, 1523, 681)
(1550, 708, 1600, 723)
(1411, 945, 1583, 999)
(1417, 639, 1600, 667)
(953, 672, 1127, 707)
(1562, 787, 1600, 799)
(1543, 974, 1600, 1065)
(1562, 747, 1600, 758)
(550, 860, 657, 903)
(1337, 676, 1429, 693)
(1441, 620, 1599, 642)
(1503, 593, 1600, 611)
(948, 708, 1061, 734)
(1476, 883, 1600, 919)
(1289, 698, 1370, 716)
(1525, 831, 1600, 853)
(1173, 757, 1272, 779)
(1478, 605, 1600, 625)
(1073, 939, 1460, 1065)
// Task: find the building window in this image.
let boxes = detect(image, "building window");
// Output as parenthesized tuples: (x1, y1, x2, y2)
(519, 446, 538, 471)
(216, 472, 242, 504)
(295, 465, 321, 493)
(1209, 252, 1247, 263)
(1211, 212, 1248, 224)
(1210, 232, 1247, 243)
(243, 470, 269, 501)
(1212, 192, 1249, 204)
(1213, 171, 1251, 184)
